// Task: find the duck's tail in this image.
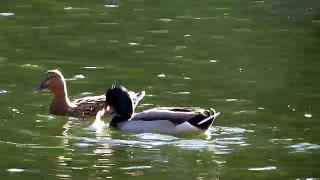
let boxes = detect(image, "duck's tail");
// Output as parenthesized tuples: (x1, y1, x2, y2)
(188, 108, 220, 130)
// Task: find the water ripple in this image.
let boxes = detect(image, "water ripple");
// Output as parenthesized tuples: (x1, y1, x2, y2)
(213, 126, 254, 134)
(133, 133, 179, 142)
(64, 7, 90, 10)
(304, 113, 312, 118)
(269, 138, 292, 145)
(176, 15, 193, 19)
(0, 13, 14, 17)
(166, 91, 190, 95)
(7, 168, 24, 173)
(0, 90, 8, 94)
(288, 143, 320, 152)
(158, 18, 172, 22)
(193, 17, 219, 20)
(248, 166, 277, 171)
(1, 140, 65, 149)
(68, 74, 85, 80)
(81, 66, 105, 69)
(214, 137, 247, 146)
(21, 64, 42, 69)
(173, 139, 226, 151)
(105, 5, 119, 8)
(66, 125, 250, 155)
(157, 73, 166, 78)
(232, 110, 257, 115)
(120, 166, 151, 170)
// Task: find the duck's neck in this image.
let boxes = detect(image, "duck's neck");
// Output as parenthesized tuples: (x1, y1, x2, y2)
(50, 87, 72, 115)
(110, 115, 129, 128)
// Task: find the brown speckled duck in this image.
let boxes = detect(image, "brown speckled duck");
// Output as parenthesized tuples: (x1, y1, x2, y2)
(35, 70, 145, 118)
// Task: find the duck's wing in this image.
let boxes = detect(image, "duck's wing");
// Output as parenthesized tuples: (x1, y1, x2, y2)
(72, 90, 145, 111)
(70, 95, 106, 117)
(131, 108, 199, 124)
(131, 107, 219, 126)
(72, 94, 106, 105)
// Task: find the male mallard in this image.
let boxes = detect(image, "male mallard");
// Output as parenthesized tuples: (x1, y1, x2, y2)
(96, 85, 220, 134)
(35, 70, 145, 118)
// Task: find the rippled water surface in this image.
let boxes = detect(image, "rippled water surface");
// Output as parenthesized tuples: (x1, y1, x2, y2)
(1, 0, 320, 179)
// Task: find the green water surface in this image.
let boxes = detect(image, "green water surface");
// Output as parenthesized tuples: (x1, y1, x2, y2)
(0, 0, 320, 179)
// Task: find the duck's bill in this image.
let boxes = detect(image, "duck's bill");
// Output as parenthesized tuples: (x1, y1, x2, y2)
(33, 81, 46, 93)
(104, 106, 116, 116)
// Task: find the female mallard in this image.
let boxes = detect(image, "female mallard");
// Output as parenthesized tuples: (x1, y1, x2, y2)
(35, 70, 145, 118)
(96, 85, 220, 134)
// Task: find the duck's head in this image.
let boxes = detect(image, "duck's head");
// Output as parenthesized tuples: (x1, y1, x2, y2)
(34, 69, 67, 95)
(105, 85, 134, 118)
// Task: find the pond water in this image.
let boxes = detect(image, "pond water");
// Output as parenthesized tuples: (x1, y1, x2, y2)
(0, 0, 319, 179)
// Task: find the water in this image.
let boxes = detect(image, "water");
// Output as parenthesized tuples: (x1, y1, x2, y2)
(0, 0, 320, 179)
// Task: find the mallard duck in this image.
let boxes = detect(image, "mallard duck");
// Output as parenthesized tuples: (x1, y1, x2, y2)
(96, 85, 220, 134)
(35, 70, 145, 118)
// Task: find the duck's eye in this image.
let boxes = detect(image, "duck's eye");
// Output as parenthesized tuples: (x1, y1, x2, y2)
(45, 76, 55, 82)
(43, 76, 55, 87)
